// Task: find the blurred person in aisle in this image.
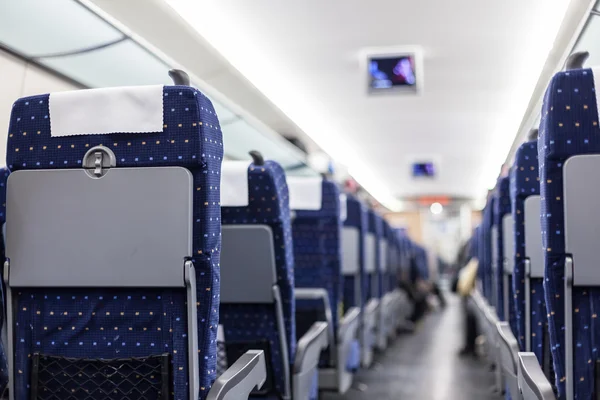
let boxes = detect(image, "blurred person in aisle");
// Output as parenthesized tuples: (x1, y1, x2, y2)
(454, 237, 479, 357)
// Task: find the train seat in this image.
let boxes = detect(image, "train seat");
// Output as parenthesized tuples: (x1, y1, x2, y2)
(287, 177, 360, 394)
(509, 140, 546, 364)
(534, 65, 600, 399)
(220, 158, 328, 400)
(493, 176, 511, 322)
(341, 195, 367, 374)
(3, 81, 266, 400)
(361, 210, 381, 366)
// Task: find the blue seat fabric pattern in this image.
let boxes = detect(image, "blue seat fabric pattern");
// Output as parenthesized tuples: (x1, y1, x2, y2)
(510, 140, 541, 354)
(539, 68, 600, 399)
(0, 168, 9, 393)
(494, 177, 511, 321)
(293, 180, 342, 367)
(366, 211, 382, 302)
(343, 196, 366, 314)
(481, 199, 495, 304)
(220, 161, 296, 397)
(6, 86, 223, 400)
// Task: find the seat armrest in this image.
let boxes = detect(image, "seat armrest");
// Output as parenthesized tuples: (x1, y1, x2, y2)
(338, 307, 360, 340)
(293, 321, 329, 399)
(518, 352, 556, 400)
(365, 298, 379, 315)
(295, 287, 336, 365)
(496, 322, 520, 400)
(294, 321, 329, 374)
(206, 350, 267, 400)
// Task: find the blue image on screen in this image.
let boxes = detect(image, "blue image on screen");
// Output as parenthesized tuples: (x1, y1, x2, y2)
(412, 162, 435, 177)
(369, 55, 416, 90)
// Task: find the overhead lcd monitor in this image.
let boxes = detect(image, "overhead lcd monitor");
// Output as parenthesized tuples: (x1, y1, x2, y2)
(412, 162, 435, 178)
(366, 50, 422, 94)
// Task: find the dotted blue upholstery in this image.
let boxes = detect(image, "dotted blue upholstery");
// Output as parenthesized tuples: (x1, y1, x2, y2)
(343, 196, 366, 313)
(6, 86, 223, 400)
(395, 231, 411, 282)
(0, 168, 8, 393)
(382, 222, 394, 294)
(220, 161, 296, 397)
(481, 199, 495, 304)
(408, 243, 427, 284)
(510, 140, 542, 353)
(366, 211, 382, 302)
(494, 177, 511, 321)
(293, 180, 342, 367)
(539, 67, 600, 398)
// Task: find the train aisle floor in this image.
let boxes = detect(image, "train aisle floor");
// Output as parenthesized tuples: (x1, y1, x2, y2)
(322, 294, 501, 400)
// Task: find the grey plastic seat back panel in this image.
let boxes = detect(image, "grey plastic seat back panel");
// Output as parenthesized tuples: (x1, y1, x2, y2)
(365, 233, 376, 273)
(524, 195, 544, 279)
(220, 225, 277, 303)
(503, 214, 514, 274)
(342, 227, 360, 275)
(6, 168, 193, 288)
(564, 155, 600, 286)
(518, 353, 556, 400)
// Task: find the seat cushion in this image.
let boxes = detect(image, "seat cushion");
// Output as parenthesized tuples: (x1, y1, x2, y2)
(7, 86, 223, 399)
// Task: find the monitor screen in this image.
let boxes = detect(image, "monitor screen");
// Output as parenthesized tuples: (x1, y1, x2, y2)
(412, 162, 435, 178)
(368, 54, 417, 91)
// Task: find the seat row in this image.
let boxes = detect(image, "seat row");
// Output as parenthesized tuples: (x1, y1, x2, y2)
(0, 71, 426, 400)
(470, 52, 600, 400)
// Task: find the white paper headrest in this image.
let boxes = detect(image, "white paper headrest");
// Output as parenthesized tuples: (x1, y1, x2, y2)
(287, 176, 323, 210)
(49, 85, 164, 137)
(221, 161, 251, 207)
(339, 193, 347, 221)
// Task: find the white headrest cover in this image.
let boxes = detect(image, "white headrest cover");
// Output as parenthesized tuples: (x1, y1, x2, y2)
(221, 161, 251, 207)
(287, 176, 323, 210)
(49, 85, 164, 137)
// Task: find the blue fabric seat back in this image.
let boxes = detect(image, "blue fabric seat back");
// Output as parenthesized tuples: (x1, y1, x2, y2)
(292, 180, 341, 366)
(481, 199, 495, 304)
(343, 195, 366, 313)
(6, 86, 223, 400)
(366, 211, 383, 301)
(539, 67, 600, 398)
(510, 140, 542, 354)
(382, 221, 395, 294)
(0, 168, 8, 393)
(494, 177, 511, 321)
(220, 161, 295, 396)
(396, 232, 411, 283)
